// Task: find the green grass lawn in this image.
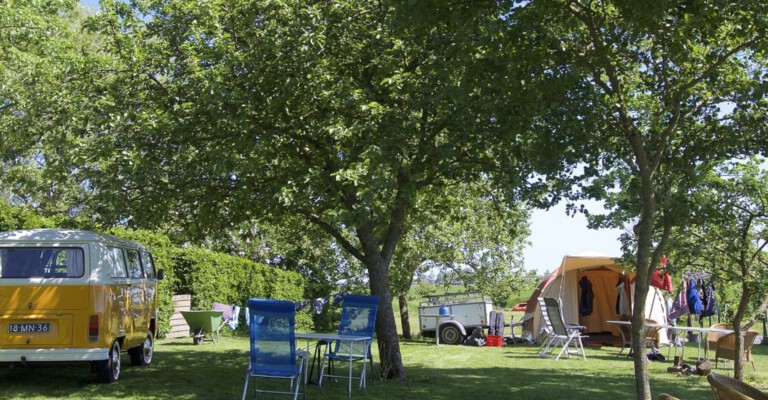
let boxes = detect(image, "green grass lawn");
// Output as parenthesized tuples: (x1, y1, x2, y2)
(2, 335, 767, 399)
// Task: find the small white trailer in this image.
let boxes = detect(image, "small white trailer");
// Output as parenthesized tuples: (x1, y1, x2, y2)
(418, 292, 494, 345)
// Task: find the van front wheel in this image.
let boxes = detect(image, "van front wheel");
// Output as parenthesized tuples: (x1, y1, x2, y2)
(129, 334, 154, 366)
(96, 340, 121, 383)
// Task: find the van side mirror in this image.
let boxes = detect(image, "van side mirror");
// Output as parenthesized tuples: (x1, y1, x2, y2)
(157, 269, 165, 280)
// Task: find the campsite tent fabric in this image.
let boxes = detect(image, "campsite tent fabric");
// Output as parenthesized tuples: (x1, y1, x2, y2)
(521, 252, 669, 345)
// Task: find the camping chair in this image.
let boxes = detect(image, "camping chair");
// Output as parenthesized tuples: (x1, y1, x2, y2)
(707, 372, 768, 400)
(537, 297, 587, 360)
(212, 302, 241, 344)
(644, 318, 662, 349)
(319, 294, 379, 396)
(536, 297, 581, 352)
(242, 299, 307, 400)
(707, 323, 732, 359)
(714, 330, 759, 371)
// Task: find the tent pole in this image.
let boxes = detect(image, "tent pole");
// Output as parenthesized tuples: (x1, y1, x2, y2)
(557, 256, 567, 305)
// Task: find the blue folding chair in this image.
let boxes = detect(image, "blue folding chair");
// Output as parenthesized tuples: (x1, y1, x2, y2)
(242, 299, 307, 400)
(319, 294, 379, 396)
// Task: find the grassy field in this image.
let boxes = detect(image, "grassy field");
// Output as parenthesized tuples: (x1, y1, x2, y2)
(2, 334, 767, 399)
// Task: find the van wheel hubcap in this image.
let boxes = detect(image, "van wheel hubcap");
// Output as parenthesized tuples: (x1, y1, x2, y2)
(143, 336, 153, 362)
(111, 342, 121, 379)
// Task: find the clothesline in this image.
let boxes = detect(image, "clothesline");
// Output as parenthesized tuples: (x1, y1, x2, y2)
(682, 271, 710, 280)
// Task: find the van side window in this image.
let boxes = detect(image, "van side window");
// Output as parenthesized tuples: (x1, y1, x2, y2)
(0, 248, 84, 278)
(106, 247, 128, 278)
(141, 251, 156, 279)
(126, 249, 143, 278)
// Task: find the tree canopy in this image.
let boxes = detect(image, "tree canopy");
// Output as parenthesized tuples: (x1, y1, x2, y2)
(512, 1, 768, 397)
(669, 158, 768, 379)
(78, 0, 535, 379)
(0, 1, 103, 221)
(4, 1, 768, 392)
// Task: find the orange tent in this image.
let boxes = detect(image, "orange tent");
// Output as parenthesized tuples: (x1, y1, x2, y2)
(520, 252, 669, 345)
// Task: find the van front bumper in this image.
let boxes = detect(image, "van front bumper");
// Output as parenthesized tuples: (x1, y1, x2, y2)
(0, 348, 109, 363)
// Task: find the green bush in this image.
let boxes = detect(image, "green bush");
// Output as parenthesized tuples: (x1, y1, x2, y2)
(170, 246, 309, 332)
(107, 229, 308, 335)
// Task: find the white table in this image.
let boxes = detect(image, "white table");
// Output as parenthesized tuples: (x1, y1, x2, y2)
(657, 324, 733, 362)
(606, 320, 633, 357)
(420, 314, 454, 346)
(295, 332, 373, 397)
(607, 320, 732, 362)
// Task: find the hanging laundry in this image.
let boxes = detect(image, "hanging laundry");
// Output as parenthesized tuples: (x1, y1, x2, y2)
(228, 305, 241, 330)
(579, 276, 595, 316)
(686, 279, 703, 315)
(668, 279, 689, 320)
(616, 277, 630, 316)
(311, 297, 329, 314)
(294, 300, 311, 312)
(700, 282, 716, 318)
(650, 270, 674, 293)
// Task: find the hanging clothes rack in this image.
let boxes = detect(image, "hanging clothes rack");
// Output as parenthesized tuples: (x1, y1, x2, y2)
(680, 270, 717, 332)
(682, 271, 710, 280)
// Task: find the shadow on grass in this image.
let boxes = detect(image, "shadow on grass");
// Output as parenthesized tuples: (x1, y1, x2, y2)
(1, 337, 761, 399)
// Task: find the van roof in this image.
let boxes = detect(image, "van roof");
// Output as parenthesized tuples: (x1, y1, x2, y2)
(0, 229, 146, 249)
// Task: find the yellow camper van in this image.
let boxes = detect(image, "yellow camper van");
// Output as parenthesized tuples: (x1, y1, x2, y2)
(0, 229, 163, 383)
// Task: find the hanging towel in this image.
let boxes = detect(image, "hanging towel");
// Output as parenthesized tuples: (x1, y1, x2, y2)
(668, 280, 689, 320)
(228, 305, 241, 330)
(579, 276, 595, 316)
(686, 279, 703, 315)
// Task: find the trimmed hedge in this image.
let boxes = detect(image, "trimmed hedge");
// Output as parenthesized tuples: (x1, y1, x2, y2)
(106, 228, 308, 336)
(171, 246, 309, 331)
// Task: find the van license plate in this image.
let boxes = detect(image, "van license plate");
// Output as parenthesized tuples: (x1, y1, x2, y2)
(8, 323, 50, 334)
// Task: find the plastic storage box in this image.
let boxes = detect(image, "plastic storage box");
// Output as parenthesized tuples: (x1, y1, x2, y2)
(486, 335, 503, 347)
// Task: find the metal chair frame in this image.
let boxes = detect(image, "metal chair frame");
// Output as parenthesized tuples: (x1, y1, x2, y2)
(242, 299, 307, 400)
(319, 294, 379, 396)
(537, 297, 587, 360)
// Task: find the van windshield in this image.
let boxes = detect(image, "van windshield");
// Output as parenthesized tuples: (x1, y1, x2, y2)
(0, 248, 85, 278)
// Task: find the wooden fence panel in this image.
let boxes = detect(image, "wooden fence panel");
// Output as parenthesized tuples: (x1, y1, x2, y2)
(166, 294, 191, 338)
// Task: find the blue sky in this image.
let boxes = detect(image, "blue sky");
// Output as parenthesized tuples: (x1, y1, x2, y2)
(77, 0, 624, 274)
(525, 203, 624, 274)
(81, 0, 99, 10)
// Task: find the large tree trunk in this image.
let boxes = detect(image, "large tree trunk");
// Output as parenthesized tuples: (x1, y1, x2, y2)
(732, 281, 751, 380)
(631, 266, 652, 400)
(630, 151, 657, 400)
(367, 255, 406, 381)
(399, 293, 412, 340)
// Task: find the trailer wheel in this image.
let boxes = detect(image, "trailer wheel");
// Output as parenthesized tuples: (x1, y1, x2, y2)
(439, 325, 463, 345)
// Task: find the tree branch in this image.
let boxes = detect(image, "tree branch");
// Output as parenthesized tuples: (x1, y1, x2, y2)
(299, 210, 364, 261)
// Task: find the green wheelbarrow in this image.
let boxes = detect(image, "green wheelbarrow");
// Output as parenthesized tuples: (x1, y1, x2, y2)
(180, 310, 224, 345)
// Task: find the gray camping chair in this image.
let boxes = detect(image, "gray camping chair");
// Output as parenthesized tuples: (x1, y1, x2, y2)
(537, 297, 587, 360)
